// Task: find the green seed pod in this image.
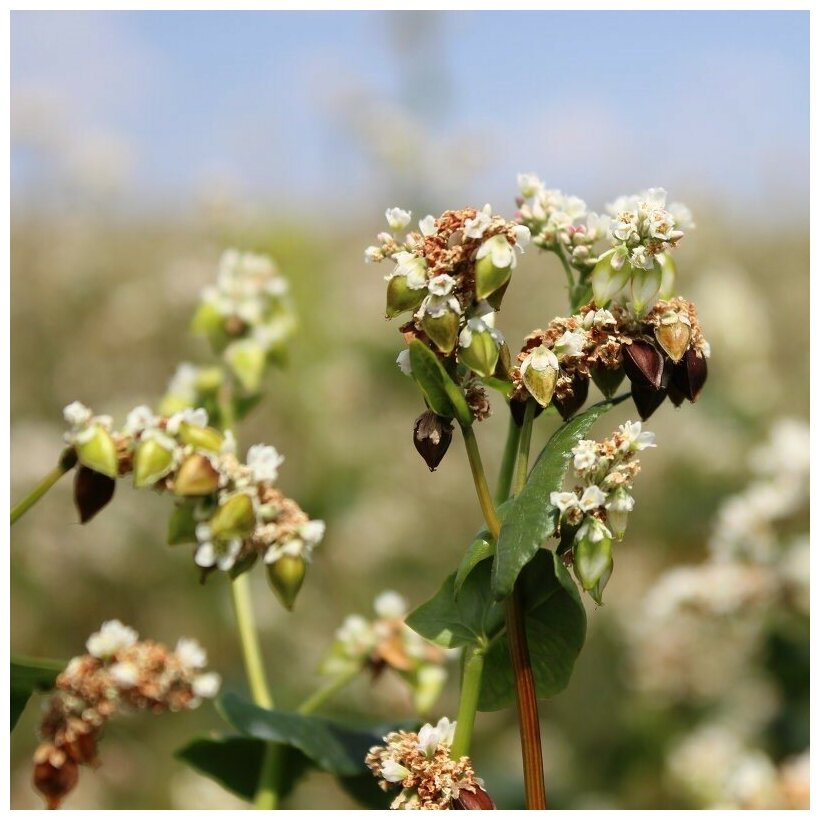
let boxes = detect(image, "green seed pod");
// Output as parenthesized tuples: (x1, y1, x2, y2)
(474, 234, 515, 300)
(225, 338, 266, 392)
(133, 437, 176, 488)
(630, 260, 663, 315)
(386, 274, 426, 318)
(209, 493, 256, 539)
(458, 324, 499, 378)
(422, 308, 460, 355)
(173, 454, 220, 496)
(590, 249, 631, 307)
(177, 422, 224, 453)
(267, 554, 307, 611)
(654, 313, 691, 363)
(573, 525, 613, 593)
(520, 345, 559, 408)
(75, 425, 119, 478)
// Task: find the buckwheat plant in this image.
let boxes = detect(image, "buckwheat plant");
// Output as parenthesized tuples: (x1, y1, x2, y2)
(11, 249, 449, 810)
(365, 181, 710, 808)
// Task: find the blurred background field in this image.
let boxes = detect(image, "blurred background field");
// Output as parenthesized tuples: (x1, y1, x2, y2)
(10, 10, 809, 810)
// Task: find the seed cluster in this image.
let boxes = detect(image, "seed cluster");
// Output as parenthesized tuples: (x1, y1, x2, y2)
(33, 621, 219, 809)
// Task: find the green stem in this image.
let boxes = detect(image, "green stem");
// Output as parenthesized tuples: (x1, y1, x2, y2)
(495, 416, 521, 507)
(554, 245, 575, 297)
(297, 665, 362, 716)
(461, 425, 501, 539)
(10, 449, 77, 526)
(450, 644, 486, 759)
(507, 400, 547, 809)
(230, 573, 281, 810)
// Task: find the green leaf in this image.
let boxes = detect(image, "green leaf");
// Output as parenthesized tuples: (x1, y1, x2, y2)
(175, 736, 311, 802)
(219, 693, 394, 777)
(481, 376, 514, 397)
(167, 502, 199, 545)
(11, 657, 64, 731)
(492, 402, 612, 599)
(406, 560, 505, 649)
(479, 551, 586, 711)
(408, 340, 472, 427)
(454, 536, 494, 597)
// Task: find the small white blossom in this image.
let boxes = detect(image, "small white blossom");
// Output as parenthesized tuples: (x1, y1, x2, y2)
(572, 439, 598, 472)
(550, 491, 580, 513)
(416, 717, 456, 756)
(123, 405, 157, 435)
(579, 485, 607, 512)
(194, 524, 243, 571)
(246, 444, 285, 483)
(175, 638, 208, 670)
(427, 273, 456, 297)
(576, 517, 612, 544)
(513, 224, 531, 249)
(86, 620, 139, 659)
(109, 661, 139, 688)
(63, 401, 93, 429)
(392, 252, 428, 290)
(192, 672, 221, 699)
(517, 172, 543, 198)
(364, 246, 383, 263)
(381, 759, 412, 783)
(619, 421, 656, 452)
(554, 329, 586, 359)
(521, 345, 559, 375)
(374, 591, 407, 620)
(385, 207, 411, 231)
(419, 215, 437, 236)
(476, 233, 516, 269)
(299, 520, 326, 547)
(463, 204, 493, 239)
(167, 407, 209, 435)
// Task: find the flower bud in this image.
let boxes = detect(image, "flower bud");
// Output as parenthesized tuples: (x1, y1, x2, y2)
(520, 345, 559, 408)
(573, 525, 613, 593)
(74, 465, 116, 524)
(75, 425, 119, 478)
(386, 273, 427, 318)
(622, 339, 664, 390)
(630, 384, 667, 421)
(173, 454, 220, 496)
(591, 249, 631, 306)
(654, 312, 691, 363)
(209, 493, 256, 539)
(177, 422, 224, 453)
(422, 308, 460, 355)
(413, 411, 453, 472)
(266, 554, 307, 610)
(458, 323, 499, 378)
(630, 260, 662, 315)
(552, 373, 589, 421)
(590, 362, 625, 398)
(474, 234, 515, 300)
(671, 347, 708, 402)
(454, 785, 497, 810)
(225, 339, 266, 392)
(133, 438, 175, 488)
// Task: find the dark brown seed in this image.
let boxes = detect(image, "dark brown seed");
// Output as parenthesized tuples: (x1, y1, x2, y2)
(667, 379, 687, 407)
(672, 348, 708, 402)
(622, 339, 664, 390)
(631, 384, 667, 420)
(552, 373, 589, 420)
(509, 397, 545, 427)
(413, 411, 454, 471)
(34, 757, 79, 810)
(74, 466, 116, 524)
(454, 785, 496, 810)
(590, 362, 625, 398)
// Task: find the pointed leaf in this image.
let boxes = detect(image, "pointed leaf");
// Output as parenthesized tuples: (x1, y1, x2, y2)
(11, 657, 64, 731)
(492, 402, 612, 599)
(408, 340, 472, 427)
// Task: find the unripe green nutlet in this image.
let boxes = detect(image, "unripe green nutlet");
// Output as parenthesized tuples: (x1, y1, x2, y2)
(225, 338, 266, 392)
(590, 248, 631, 307)
(209, 493, 256, 539)
(422, 308, 460, 355)
(474, 234, 515, 301)
(573, 528, 613, 597)
(267, 554, 307, 611)
(177, 422, 224, 453)
(386, 274, 426, 318)
(520, 345, 559, 408)
(173, 454, 220, 496)
(458, 323, 499, 378)
(630, 260, 663, 316)
(75, 425, 119, 478)
(133, 438, 176, 487)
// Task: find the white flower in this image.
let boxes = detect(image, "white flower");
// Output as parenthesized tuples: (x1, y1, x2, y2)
(554, 329, 586, 359)
(630, 245, 655, 271)
(463, 204, 493, 239)
(619, 420, 656, 451)
(517, 172, 543, 198)
(392, 251, 428, 289)
(579, 485, 607, 512)
(192, 672, 221, 699)
(427, 273, 456, 297)
(374, 591, 407, 620)
(419, 214, 437, 236)
(220, 429, 237, 455)
(476, 233, 516, 269)
(109, 661, 139, 688)
(299, 520, 325, 547)
(550, 491, 580, 514)
(669, 201, 695, 230)
(167, 407, 209, 435)
(166, 363, 200, 403)
(416, 717, 456, 756)
(247, 443, 285, 483)
(572, 440, 598, 472)
(396, 349, 412, 376)
(521, 345, 559, 375)
(513, 224, 531, 249)
(63, 401, 93, 428)
(385, 207, 411, 231)
(364, 246, 383, 264)
(175, 638, 208, 670)
(336, 614, 376, 655)
(576, 517, 612, 544)
(381, 759, 412, 783)
(123, 405, 157, 435)
(86, 620, 139, 659)
(194, 524, 243, 572)
(611, 211, 638, 243)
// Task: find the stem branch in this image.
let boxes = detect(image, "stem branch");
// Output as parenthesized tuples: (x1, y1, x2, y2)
(297, 666, 361, 716)
(10, 449, 76, 526)
(461, 425, 501, 539)
(495, 416, 521, 507)
(450, 644, 486, 759)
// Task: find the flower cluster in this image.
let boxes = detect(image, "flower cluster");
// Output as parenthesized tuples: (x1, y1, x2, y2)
(321, 591, 451, 714)
(516, 177, 693, 318)
(33, 621, 219, 809)
(365, 717, 493, 810)
(550, 421, 655, 603)
(188, 249, 296, 394)
(62, 402, 324, 607)
(367, 205, 528, 378)
(512, 297, 709, 421)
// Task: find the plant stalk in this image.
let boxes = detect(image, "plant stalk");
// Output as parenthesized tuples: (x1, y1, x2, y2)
(297, 665, 362, 716)
(450, 644, 486, 759)
(10, 449, 77, 526)
(461, 425, 501, 540)
(495, 415, 521, 506)
(230, 573, 282, 810)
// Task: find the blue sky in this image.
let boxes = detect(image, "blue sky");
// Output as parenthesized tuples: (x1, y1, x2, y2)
(11, 11, 809, 222)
